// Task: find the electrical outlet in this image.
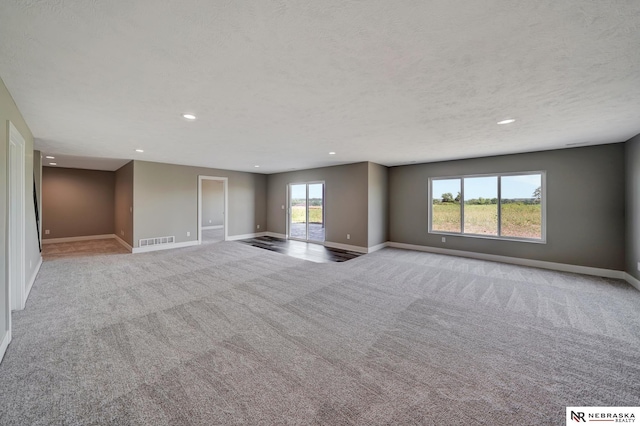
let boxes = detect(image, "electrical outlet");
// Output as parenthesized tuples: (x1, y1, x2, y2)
(257, 225, 260, 229)
(45, 229, 50, 235)
(130, 206, 132, 213)
(637, 261, 640, 272)
(209, 219, 212, 223)
(347, 234, 350, 240)
(442, 237, 446, 243)
(282, 205, 285, 209)
(121, 230, 124, 236)
(29, 260, 32, 269)
(187, 231, 190, 237)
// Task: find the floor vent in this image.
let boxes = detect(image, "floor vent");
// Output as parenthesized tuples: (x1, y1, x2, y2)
(139, 236, 175, 247)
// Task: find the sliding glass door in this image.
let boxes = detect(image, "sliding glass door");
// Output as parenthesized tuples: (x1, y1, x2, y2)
(288, 182, 324, 242)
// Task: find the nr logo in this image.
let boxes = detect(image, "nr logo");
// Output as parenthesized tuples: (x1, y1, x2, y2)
(571, 411, 586, 422)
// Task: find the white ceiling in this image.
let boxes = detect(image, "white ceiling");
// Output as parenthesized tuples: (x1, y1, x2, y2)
(1, 1, 639, 173)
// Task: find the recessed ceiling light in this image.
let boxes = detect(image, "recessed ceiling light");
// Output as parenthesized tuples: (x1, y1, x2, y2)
(254, 165, 260, 168)
(497, 119, 516, 125)
(135, 149, 144, 153)
(329, 152, 336, 155)
(182, 113, 197, 120)
(45, 155, 55, 159)
(49, 162, 57, 166)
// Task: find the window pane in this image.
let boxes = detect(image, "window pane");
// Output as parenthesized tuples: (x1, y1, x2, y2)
(432, 179, 461, 233)
(463, 176, 498, 235)
(500, 174, 542, 239)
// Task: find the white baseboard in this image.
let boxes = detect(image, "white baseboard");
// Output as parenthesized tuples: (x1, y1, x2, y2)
(132, 240, 199, 254)
(625, 273, 640, 291)
(114, 235, 133, 252)
(42, 234, 116, 244)
(227, 232, 267, 241)
(202, 225, 224, 230)
(25, 256, 43, 303)
(387, 242, 625, 280)
(367, 242, 389, 253)
(0, 330, 11, 364)
(324, 241, 368, 254)
(265, 232, 286, 239)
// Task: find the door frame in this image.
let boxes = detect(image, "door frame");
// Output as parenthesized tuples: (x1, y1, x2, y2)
(197, 176, 228, 244)
(8, 122, 26, 313)
(286, 181, 325, 243)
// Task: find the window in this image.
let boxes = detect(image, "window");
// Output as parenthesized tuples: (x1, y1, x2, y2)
(429, 172, 545, 242)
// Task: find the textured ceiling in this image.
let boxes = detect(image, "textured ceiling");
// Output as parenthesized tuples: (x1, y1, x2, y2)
(1, 1, 639, 173)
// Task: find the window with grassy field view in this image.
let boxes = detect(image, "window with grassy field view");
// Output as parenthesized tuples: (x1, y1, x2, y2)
(430, 172, 544, 241)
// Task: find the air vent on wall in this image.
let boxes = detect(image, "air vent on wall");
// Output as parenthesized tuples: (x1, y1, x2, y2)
(139, 236, 175, 247)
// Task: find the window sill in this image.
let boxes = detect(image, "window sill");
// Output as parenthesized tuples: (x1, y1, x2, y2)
(429, 230, 546, 244)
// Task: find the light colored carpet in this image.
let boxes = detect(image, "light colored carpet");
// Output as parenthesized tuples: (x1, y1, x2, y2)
(201, 228, 224, 244)
(42, 238, 130, 260)
(1, 243, 639, 424)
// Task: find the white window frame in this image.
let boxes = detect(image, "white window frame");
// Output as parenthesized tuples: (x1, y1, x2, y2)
(428, 171, 546, 243)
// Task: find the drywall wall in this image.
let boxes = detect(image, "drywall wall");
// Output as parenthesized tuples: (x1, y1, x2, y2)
(389, 144, 626, 271)
(266, 162, 369, 248)
(201, 179, 224, 227)
(133, 161, 266, 247)
(368, 162, 389, 247)
(115, 161, 134, 247)
(1, 76, 40, 349)
(626, 134, 640, 281)
(42, 167, 115, 239)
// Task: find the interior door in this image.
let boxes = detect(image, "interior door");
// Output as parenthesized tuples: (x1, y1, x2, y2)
(288, 182, 324, 242)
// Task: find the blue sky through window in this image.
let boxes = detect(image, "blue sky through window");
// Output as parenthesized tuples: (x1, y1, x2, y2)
(432, 174, 541, 200)
(291, 183, 323, 199)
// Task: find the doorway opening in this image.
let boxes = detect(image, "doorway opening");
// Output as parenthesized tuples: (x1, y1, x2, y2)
(288, 182, 325, 243)
(198, 176, 228, 245)
(8, 123, 26, 312)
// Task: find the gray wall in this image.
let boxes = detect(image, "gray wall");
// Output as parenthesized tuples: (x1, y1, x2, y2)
(266, 162, 369, 248)
(1, 76, 40, 348)
(115, 161, 134, 247)
(133, 161, 265, 247)
(42, 167, 115, 239)
(389, 144, 626, 270)
(201, 180, 224, 227)
(368, 162, 389, 247)
(626, 134, 640, 281)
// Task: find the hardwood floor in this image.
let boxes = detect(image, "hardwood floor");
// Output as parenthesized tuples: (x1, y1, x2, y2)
(237, 236, 363, 263)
